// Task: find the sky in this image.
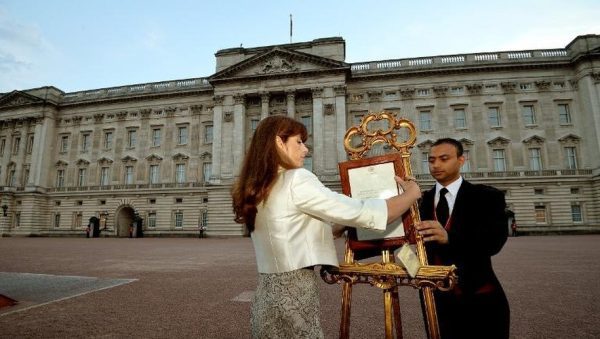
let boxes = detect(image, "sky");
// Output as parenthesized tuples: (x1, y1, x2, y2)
(1, 0, 599, 93)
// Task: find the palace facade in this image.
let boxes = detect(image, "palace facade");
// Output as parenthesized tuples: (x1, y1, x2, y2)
(1, 34, 599, 237)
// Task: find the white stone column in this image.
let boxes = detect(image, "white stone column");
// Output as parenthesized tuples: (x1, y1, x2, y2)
(312, 88, 324, 174)
(286, 91, 295, 118)
(211, 95, 224, 183)
(334, 85, 348, 163)
(260, 92, 270, 120)
(29, 116, 54, 187)
(232, 94, 246, 176)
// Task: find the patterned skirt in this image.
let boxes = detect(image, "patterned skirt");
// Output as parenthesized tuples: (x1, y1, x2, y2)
(251, 268, 324, 339)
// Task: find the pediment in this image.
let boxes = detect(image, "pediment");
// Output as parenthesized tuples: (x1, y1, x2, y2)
(200, 151, 212, 160)
(55, 160, 68, 167)
(172, 152, 189, 161)
(417, 139, 435, 149)
(522, 135, 545, 145)
(458, 138, 474, 146)
(558, 134, 581, 143)
(0, 91, 44, 108)
(145, 153, 163, 162)
(76, 159, 90, 166)
(209, 47, 349, 82)
(98, 157, 113, 165)
(487, 136, 511, 146)
(121, 155, 138, 163)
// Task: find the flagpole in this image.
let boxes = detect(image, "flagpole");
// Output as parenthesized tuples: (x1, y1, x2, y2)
(290, 14, 293, 43)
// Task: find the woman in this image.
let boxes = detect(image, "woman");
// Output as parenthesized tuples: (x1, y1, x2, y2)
(232, 115, 420, 338)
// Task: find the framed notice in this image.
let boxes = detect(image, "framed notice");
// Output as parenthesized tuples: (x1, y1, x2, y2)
(338, 152, 415, 256)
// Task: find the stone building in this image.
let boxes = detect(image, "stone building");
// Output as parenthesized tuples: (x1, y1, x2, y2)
(1, 34, 599, 237)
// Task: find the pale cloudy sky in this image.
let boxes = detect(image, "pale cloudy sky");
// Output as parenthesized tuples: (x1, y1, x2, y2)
(1, 0, 599, 93)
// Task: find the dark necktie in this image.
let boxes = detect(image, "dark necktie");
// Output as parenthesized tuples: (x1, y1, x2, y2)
(436, 187, 449, 227)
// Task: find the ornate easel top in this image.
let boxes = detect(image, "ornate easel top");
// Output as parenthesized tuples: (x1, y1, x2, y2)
(344, 111, 417, 160)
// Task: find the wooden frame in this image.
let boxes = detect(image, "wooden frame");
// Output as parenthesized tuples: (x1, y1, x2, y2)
(338, 153, 415, 258)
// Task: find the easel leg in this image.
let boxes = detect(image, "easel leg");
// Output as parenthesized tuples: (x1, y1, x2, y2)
(422, 287, 440, 339)
(383, 289, 395, 339)
(340, 281, 352, 339)
(392, 286, 403, 338)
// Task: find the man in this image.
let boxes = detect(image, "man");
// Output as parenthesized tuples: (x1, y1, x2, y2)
(416, 138, 510, 338)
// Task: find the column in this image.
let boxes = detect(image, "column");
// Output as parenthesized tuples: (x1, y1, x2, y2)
(29, 116, 54, 188)
(211, 95, 224, 183)
(232, 94, 246, 176)
(286, 90, 296, 118)
(312, 88, 324, 174)
(260, 92, 270, 120)
(334, 85, 348, 163)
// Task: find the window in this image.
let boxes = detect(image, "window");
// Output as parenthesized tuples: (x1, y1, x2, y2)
(127, 130, 137, 148)
(301, 116, 312, 134)
(56, 169, 65, 187)
(12, 136, 20, 154)
(565, 147, 578, 169)
(534, 205, 547, 223)
(303, 157, 313, 172)
(100, 167, 110, 186)
(529, 148, 542, 170)
(8, 169, 16, 186)
(493, 149, 506, 171)
(570, 187, 580, 194)
(250, 119, 260, 135)
(14, 212, 21, 228)
(174, 211, 183, 228)
(81, 133, 90, 153)
(176, 164, 185, 183)
(177, 126, 188, 145)
(488, 107, 501, 127)
(60, 135, 69, 153)
(104, 131, 113, 149)
(200, 210, 208, 228)
(571, 204, 582, 222)
(204, 125, 213, 144)
(125, 166, 134, 184)
(23, 168, 29, 186)
(78, 168, 87, 186)
(74, 212, 82, 228)
(534, 188, 544, 195)
(149, 165, 160, 184)
(450, 87, 463, 95)
(0, 138, 5, 155)
(148, 212, 156, 228)
(522, 105, 536, 125)
(203, 162, 212, 183)
(417, 89, 430, 96)
(454, 108, 467, 129)
(520, 83, 533, 90)
(422, 152, 429, 173)
(26, 135, 34, 154)
(419, 111, 432, 131)
(152, 128, 161, 147)
(54, 213, 61, 228)
(461, 150, 471, 172)
(558, 104, 571, 125)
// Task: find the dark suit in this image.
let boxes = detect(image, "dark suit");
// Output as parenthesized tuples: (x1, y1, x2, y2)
(420, 180, 510, 339)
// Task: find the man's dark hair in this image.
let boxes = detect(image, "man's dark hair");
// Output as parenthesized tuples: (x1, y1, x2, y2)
(432, 138, 464, 156)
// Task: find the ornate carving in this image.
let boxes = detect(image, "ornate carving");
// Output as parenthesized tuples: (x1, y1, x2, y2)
(312, 88, 323, 99)
(466, 83, 483, 95)
(76, 159, 90, 166)
(233, 94, 245, 105)
(121, 155, 138, 164)
(500, 82, 517, 93)
(399, 87, 415, 99)
(433, 86, 448, 97)
(213, 95, 224, 105)
(591, 72, 600, 84)
(93, 113, 104, 123)
(116, 111, 128, 120)
(72, 116, 82, 125)
(190, 104, 203, 114)
(343, 111, 417, 159)
(535, 80, 552, 91)
(324, 104, 335, 115)
(522, 135, 545, 145)
(568, 79, 579, 90)
(259, 55, 298, 74)
(223, 111, 233, 122)
(558, 134, 581, 144)
(145, 154, 163, 163)
(140, 108, 152, 119)
(487, 136, 511, 147)
(97, 157, 113, 166)
(165, 107, 177, 117)
(200, 151, 212, 160)
(367, 91, 382, 102)
(172, 153, 189, 161)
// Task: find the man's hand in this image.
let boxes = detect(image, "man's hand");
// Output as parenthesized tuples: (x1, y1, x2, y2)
(332, 224, 347, 239)
(415, 220, 449, 244)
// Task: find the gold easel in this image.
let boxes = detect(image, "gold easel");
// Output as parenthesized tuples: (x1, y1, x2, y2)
(321, 112, 456, 339)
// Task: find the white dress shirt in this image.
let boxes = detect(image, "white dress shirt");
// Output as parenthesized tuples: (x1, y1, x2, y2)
(435, 176, 463, 215)
(252, 168, 388, 273)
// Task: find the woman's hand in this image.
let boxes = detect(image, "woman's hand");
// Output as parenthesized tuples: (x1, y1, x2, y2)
(395, 176, 421, 200)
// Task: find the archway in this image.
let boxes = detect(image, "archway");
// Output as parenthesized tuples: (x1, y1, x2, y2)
(116, 206, 135, 238)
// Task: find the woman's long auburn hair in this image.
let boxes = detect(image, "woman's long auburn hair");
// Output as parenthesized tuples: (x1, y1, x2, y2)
(231, 115, 308, 233)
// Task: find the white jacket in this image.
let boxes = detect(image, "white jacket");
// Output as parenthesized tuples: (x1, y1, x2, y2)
(252, 168, 388, 273)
